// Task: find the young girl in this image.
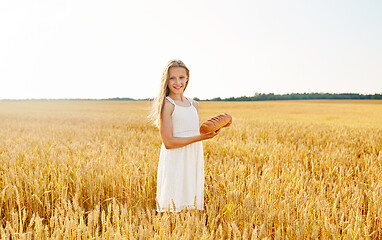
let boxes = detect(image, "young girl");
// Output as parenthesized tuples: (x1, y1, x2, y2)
(151, 59, 227, 212)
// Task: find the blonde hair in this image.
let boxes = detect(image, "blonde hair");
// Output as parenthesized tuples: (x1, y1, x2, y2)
(149, 59, 190, 127)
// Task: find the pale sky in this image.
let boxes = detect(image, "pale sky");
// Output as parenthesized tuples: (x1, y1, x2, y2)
(1, 0, 381, 100)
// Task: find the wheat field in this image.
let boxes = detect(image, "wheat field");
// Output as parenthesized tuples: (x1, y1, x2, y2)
(1, 100, 382, 239)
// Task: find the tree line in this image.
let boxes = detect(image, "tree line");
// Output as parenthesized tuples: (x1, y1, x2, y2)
(3, 93, 381, 101)
(194, 93, 382, 101)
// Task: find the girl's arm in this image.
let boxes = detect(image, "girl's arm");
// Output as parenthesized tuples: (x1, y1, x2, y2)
(160, 100, 219, 149)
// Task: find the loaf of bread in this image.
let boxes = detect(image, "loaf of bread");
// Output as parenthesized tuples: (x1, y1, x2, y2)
(199, 113, 232, 134)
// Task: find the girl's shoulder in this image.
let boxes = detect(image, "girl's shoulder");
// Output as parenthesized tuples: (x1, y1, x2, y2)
(164, 98, 175, 108)
(163, 98, 175, 115)
(189, 98, 199, 111)
(184, 96, 197, 103)
(165, 96, 176, 105)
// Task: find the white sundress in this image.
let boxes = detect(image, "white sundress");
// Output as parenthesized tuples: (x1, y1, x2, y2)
(156, 96, 204, 212)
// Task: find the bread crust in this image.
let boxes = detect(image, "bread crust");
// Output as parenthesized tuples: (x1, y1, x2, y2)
(199, 113, 232, 134)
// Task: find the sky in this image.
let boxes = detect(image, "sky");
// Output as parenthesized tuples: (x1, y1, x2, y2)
(1, 0, 381, 100)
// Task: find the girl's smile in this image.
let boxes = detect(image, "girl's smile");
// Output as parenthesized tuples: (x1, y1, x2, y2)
(168, 67, 188, 94)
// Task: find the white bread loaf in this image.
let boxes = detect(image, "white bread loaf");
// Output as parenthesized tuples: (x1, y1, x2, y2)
(199, 113, 232, 134)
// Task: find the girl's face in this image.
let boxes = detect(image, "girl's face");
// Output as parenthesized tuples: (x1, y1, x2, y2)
(168, 67, 188, 95)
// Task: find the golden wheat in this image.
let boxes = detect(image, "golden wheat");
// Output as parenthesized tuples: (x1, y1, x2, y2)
(0, 100, 382, 239)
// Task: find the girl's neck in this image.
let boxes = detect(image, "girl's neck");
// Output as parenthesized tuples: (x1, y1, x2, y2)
(168, 93, 185, 101)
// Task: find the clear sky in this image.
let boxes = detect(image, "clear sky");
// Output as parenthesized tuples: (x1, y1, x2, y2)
(1, 0, 381, 100)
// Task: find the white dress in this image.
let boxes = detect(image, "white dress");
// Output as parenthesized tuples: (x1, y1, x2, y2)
(156, 96, 204, 212)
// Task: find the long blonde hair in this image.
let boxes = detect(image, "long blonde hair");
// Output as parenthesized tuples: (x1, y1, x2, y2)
(149, 59, 190, 127)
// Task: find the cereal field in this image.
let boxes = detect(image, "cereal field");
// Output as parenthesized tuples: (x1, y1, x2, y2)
(1, 100, 382, 239)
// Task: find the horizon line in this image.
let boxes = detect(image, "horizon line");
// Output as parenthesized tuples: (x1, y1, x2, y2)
(1, 92, 381, 101)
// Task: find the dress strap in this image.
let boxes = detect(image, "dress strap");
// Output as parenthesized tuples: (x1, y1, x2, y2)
(185, 97, 194, 105)
(166, 96, 176, 105)
(166, 96, 194, 106)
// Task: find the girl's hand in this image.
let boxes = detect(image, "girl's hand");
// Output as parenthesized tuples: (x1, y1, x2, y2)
(201, 129, 221, 140)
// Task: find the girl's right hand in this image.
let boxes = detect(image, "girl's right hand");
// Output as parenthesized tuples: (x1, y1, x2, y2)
(201, 129, 221, 140)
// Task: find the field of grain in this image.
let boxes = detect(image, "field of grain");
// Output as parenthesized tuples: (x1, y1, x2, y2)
(1, 100, 382, 239)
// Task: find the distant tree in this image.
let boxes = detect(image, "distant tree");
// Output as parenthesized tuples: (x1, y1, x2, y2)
(210, 97, 222, 101)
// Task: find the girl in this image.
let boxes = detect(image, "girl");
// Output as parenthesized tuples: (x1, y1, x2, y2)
(151, 59, 228, 212)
